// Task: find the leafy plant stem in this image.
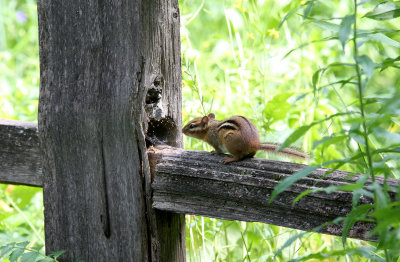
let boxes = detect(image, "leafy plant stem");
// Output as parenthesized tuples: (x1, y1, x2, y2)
(352, 0, 375, 183)
(384, 249, 390, 262)
(5, 194, 44, 243)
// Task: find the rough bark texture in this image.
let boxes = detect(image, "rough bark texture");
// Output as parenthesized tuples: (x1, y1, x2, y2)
(151, 146, 398, 241)
(37, 0, 184, 261)
(0, 119, 42, 186)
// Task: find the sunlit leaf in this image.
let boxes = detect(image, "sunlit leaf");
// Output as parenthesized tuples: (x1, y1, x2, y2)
(263, 93, 293, 128)
(289, 247, 385, 262)
(279, 125, 312, 150)
(278, 7, 299, 29)
(274, 231, 309, 257)
(339, 15, 355, 50)
(20, 251, 40, 262)
(365, 33, 400, 48)
(303, 0, 315, 20)
(312, 69, 322, 92)
(10, 248, 24, 262)
(364, 1, 400, 20)
(313, 135, 347, 149)
(280, 112, 352, 150)
(356, 55, 378, 78)
(36, 258, 55, 262)
(0, 244, 15, 258)
(380, 56, 400, 71)
(313, 20, 340, 32)
(392, 117, 400, 126)
(16, 242, 29, 249)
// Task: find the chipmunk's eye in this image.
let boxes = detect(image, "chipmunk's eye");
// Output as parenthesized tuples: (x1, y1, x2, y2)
(189, 124, 196, 129)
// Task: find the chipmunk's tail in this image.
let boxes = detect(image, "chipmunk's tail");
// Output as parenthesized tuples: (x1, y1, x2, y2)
(259, 143, 308, 160)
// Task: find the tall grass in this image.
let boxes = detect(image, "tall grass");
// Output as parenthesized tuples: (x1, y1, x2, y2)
(181, 0, 400, 260)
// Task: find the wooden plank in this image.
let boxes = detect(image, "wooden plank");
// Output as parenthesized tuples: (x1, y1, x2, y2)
(0, 119, 42, 186)
(37, 0, 184, 261)
(3, 119, 398, 243)
(150, 146, 398, 241)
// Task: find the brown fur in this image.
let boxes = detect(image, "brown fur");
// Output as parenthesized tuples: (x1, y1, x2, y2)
(183, 113, 307, 164)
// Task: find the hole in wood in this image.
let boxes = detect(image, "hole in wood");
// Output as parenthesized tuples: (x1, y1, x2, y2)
(145, 76, 163, 104)
(146, 117, 177, 147)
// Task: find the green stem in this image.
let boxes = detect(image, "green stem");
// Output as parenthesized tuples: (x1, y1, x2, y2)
(352, 0, 375, 182)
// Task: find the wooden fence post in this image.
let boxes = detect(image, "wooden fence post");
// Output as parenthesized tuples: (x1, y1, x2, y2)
(37, 0, 184, 261)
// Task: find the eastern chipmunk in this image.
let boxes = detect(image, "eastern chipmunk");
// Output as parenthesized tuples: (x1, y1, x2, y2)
(182, 113, 307, 164)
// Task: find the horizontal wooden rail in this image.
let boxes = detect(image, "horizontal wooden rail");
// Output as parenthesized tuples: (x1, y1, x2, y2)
(149, 146, 397, 241)
(0, 119, 42, 186)
(1, 119, 398, 241)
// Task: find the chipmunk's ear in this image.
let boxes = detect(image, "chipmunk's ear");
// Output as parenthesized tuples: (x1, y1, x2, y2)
(207, 113, 215, 120)
(201, 116, 209, 124)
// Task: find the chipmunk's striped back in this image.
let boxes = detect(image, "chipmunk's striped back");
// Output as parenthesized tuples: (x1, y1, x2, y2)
(183, 113, 307, 164)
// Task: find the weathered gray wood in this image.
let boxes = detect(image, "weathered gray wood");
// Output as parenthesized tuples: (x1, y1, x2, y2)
(150, 146, 398, 241)
(3, 117, 398, 243)
(0, 119, 42, 186)
(37, 0, 184, 261)
(141, 1, 186, 261)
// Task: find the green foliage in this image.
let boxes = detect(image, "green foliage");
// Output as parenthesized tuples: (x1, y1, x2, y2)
(1, 0, 399, 260)
(0, 241, 63, 262)
(0, 1, 43, 257)
(181, 0, 400, 260)
(0, 0, 39, 121)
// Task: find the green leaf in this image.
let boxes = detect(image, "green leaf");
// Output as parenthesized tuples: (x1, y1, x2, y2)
(16, 242, 30, 249)
(31, 246, 43, 252)
(20, 251, 40, 262)
(278, 7, 299, 29)
(36, 258, 55, 262)
(313, 135, 347, 149)
(312, 69, 322, 91)
(367, 183, 389, 209)
(365, 33, 400, 48)
(289, 247, 385, 262)
(49, 250, 66, 259)
(303, 0, 315, 20)
(269, 165, 320, 204)
(364, 1, 400, 20)
(313, 20, 340, 32)
(341, 204, 373, 246)
(279, 125, 312, 150)
(263, 93, 293, 128)
(1, 244, 15, 258)
(380, 56, 400, 71)
(339, 15, 355, 50)
(292, 189, 314, 206)
(275, 231, 309, 257)
(356, 55, 377, 78)
(9, 248, 24, 262)
(392, 116, 400, 126)
(8, 187, 41, 209)
(280, 112, 352, 150)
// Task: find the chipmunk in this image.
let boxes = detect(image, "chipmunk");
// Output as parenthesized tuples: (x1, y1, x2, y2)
(182, 113, 307, 164)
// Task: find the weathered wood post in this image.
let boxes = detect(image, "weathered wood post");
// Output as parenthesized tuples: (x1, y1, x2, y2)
(37, 0, 184, 261)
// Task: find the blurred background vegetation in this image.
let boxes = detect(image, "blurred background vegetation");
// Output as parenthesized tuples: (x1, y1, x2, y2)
(1, 0, 399, 261)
